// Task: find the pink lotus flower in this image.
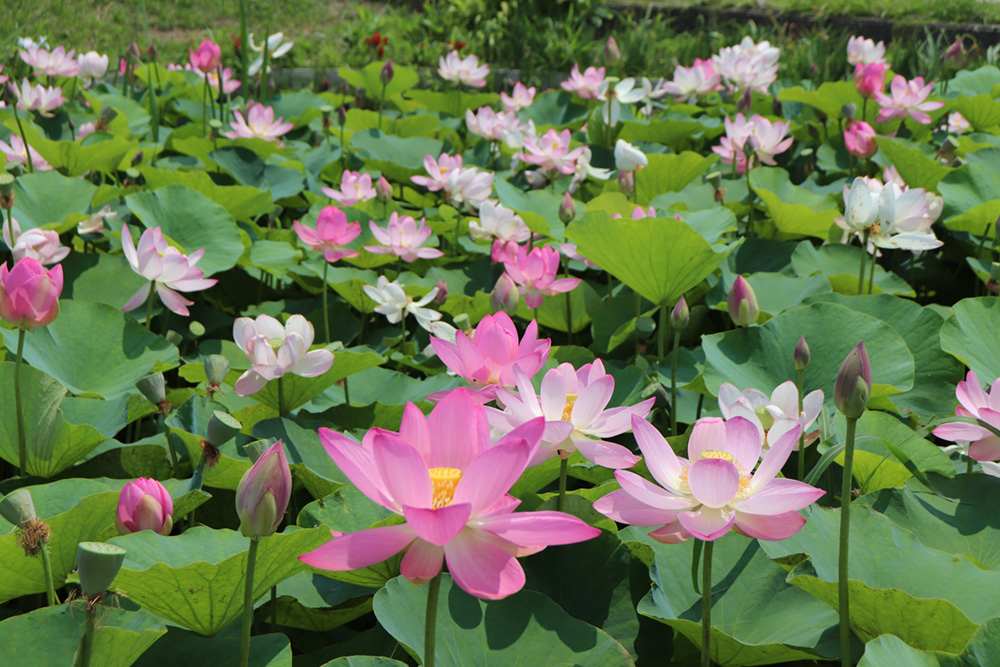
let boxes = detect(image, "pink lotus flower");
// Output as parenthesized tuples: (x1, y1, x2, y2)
(299, 389, 600, 600)
(874, 76, 945, 125)
(847, 36, 887, 66)
(437, 50, 490, 88)
(712, 37, 780, 95)
(611, 206, 657, 220)
(517, 129, 585, 176)
(293, 206, 361, 262)
(120, 225, 218, 316)
(712, 113, 793, 175)
(488, 359, 655, 468)
(15, 79, 64, 117)
(465, 106, 522, 142)
(0, 64, 6, 86)
(3, 217, 70, 265)
(76, 51, 109, 87)
(233, 314, 335, 396)
(322, 171, 377, 207)
(560, 64, 606, 100)
(468, 201, 531, 243)
(0, 135, 52, 171)
(661, 58, 721, 103)
(501, 82, 536, 112)
(445, 167, 493, 210)
(236, 440, 292, 538)
(365, 212, 444, 262)
(189, 40, 222, 74)
(76, 122, 96, 139)
(946, 112, 970, 134)
(844, 120, 877, 158)
(116, 478, 173, 536)
(718, 381, 824, 451)
(854, 62, 886, 99)
(411, 153, 463, 192)
(594, 415, 824, 542)
(19, 45, 79, 78)
(429, 312, 550, 402)
(191, 64, 241, 94)
(0, 257, 62, 329)
(934, 371, 1000, 462)
(727, 275, 759, 327)
(558, 243, 598, 269)
(502, 244, 580, 309)
(224, 103, 294, 142)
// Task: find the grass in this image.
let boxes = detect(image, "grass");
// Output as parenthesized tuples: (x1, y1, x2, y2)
(636, 0, 1000, 25)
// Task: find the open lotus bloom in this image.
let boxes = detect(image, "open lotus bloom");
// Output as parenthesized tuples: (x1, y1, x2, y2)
(77, 51, 109, 87)
(501, 81, 536, 111)
(363, 275, 441, 331)
(933, 371, 1000, 462)
(718, 381, 824, 450)
(437, 50, 489, 88)
(712, 113, 792, 175)
(468, 201, 531, 244)
(0, 135, 51, 171)
(712, 36, 780, 95)
(874, 75, 945, 125)
(517, 128, 584, 175)
(293, 206, 361, 262)
(836, 177, 942, 251)
(560, 64, 606, 100)
(224, 103, 294, 142)
(365, 213, 444, 262)
(847, 35, 887, 66)
(14, 79, 65, 117)
(3, 217, 70, 265)
(501, 244, 581, 309)
(488, 359, 655, 469)
(411, 153, 463, 192)
(233, 314, 335, 396)
(594, 415, 825, 542)
(120, 225, 218, 317)
(299, 389, 600, 600)
(661, 58, 721, 103)
(322, 170, 377, 207)
(19, 44, 79, 77)
(597, 77, 646, 126)
(247, 32, 294, 77)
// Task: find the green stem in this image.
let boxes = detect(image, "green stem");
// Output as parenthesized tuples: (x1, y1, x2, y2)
(343, 377, 351, 406)
(14, 328, 26, 476)
(161, 417, 180, 476)
(40, 538, 56, 606)
(657, 303, 667, 361)
(144, 280, 155, 330)
(796, 369, 806, 481)
(238, 0, 249, 96)
(701, 539, 714, 667)
(866, 248, 877, 295)
(839, 417, 858, 667)
(322, 261, 330, 344)
(75, 605, 97, 667)
(239, 538, 259, 667)
(202, 76, 210, 136)
(148, 63, 160, 144)
(671, 329, 681, 437)
(565, 283, 573, 346)
(270, 586, 277, 633)
(378, 81, 387, 131)
(557, 457, 569, 512)
(11, 104, 34, 174)
(691, 538, 703, 594)
(277, 376, 286, 416)
(967, 455, 975, 474)
(744, 164, 754, 238)
(424, 572, 442, 667)
(857, 230, 870, 294)
(259, 34, 270, 105)
(862, 97, 868, 124)
(217, 63, 226, 121)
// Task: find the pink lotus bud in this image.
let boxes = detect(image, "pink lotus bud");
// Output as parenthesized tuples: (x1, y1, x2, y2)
(0, 257, 63, 329)
(433, 279, 448, 305)
(380, 59, 394, 85)
(376, 175, 392, 203)
(671, 296, 689, 330)
(189, 39, 222, 74)
(115, 478, 174, 536)
(559, 191, 576, 224)
(854, 62, 885, 99)
(491, 273, 520, 314)
(941, 39, 964, 67)
(834, 341, 871, 419)
(727, 275, 758, 327)
(605, 37, 621, 66)
(793, 335, 810, 370)
(844, 120, 877, 158)
(235, 440, 291, 539)
(618, 170, 634, 199)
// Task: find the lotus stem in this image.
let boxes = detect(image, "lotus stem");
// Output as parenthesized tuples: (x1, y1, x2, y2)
(744, 164, 754, 238)
(144, 280, 155, 330)
(424, 572, 442, 667)
(857, 230, 870, 294)
(378, 81, 387, 131)
(14, 328, 26, 476)
(557, 458, 569, 512)
(565, 284, 573, 346)
(259, 32, 270, 105)
(277, 376, 286, 417)
(74, 604, 97, 667)
(11, 104, 34, 174)
(839, 416, 858, 667)
(270, 586, 277, 633)
(238, 0, 249, 96)
(701, 539, 714, 667)
(202, 76, 211, 136)
(40, 538, 56, 606)
(239, 537, 260, 667)
(658, 302, 667, 361)
(867, 250, 877, 295)
(967, 455, 975, 474)
(161, 417, 180, 476)
(671, 328, 682, 437)
(322, 261, 330, 344)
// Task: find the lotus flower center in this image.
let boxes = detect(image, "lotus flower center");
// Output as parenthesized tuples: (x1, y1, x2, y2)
(268, 337, 284, 351)
(561, 394, 578, 421)
(429, 467, 463, 509)
(754, 406, 775, 431)
(700, 450, 735, 462)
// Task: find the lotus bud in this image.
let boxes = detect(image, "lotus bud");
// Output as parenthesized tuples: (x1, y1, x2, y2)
(618, 170, 635, 199)
(559, 192, 576, 224)
(0, 489, 37, 526)
(3, 83, 17, 106)
(206, 410, 241, 447)
(834, 341, 871, 419)
(942, 39, 964, 67)
(319, 104, 334, 129)
(727, 275, 759, 327)
(0, 173, 14, 211)
(841, 103, 857, 119)
(337, 105, 347, 127)
(115, 478, 174, 536)
(793, 335, 810, 370)
(204, 354, 231, 386)
(76, 542, 126, 598)
(235, 440, 292, 539)
(128, 41, 142, 62)
(131, 151, 144, 167)
(433, 279, 448, 305)
(491, 273, 520, 314)
(605, 37, 621, 66)
(135, 373, 166, 406)
(376, 175, 392, 203)
(380, 59, 394, 85)
(244, 438, 276, 463)
(671, 296, 689, 330)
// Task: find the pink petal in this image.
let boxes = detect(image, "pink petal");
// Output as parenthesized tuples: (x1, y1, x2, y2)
(734, 510, 806, 541)
(400, 540, 444, 583)
(969, 435, 1000, 462)
(574, 438, 638, 469)
(687, 458, 740, 508)
(402, 503, 472, 546)
(299, 524, 415, 570)
(678, 507, 735, 541)
(427, 388, 490, 469)
(122, 282, 151, 312)
(750, 424, 802, 492)
(398, 402, 432, 462)
(770, 381, 799, 417)
(475, 510, 600, 548)
(571, 375, 613, 427)
(539, 368, 567, 420)
(647, 521, 692, 544)
(724, 416, 763, 472)
(444, 529, 526, 600)
(632, 415, 685, 489)
(687, 417, 726, 461)
(614, 470, 693, 510)
(593, 489, 687, 527)
(320, 428, 395, 509)
(234, 369, 268, 397)
(295, 349, 335, 377)
(737, 478, 825, 515)
(453, 438, 532, 515)
(156, 284, 193, 316)
(934, 422, 990, 442)
(372, 431, 433, 509)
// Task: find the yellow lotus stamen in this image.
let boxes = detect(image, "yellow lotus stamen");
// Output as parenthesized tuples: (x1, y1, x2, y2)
(268, 337, 284, 351)
(428, 467, 463, 509)
(700, 450, 735, 462)
(561, 394, 579, 421)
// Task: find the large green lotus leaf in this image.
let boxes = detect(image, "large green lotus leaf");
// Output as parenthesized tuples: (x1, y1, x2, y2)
(402, 89, 499, 117)
(133, 627, 292, 667)
(12, 123, 136, 177)
(702, 302, 914, 403)
(91, 92, 150, 137)
(253, 418, 348, 498)
(211, 147, 305, 200)
(623, 527, 839, 665)
(565, 210, 737, 305)
(948, 65, 1000, 97)
(940, 297, 1000, 380)
(265, 572, 374, 631)
(779, 81, 862, 120)
(762, 504, 1000, 652)
(709, 271, 831, 320)
(0, 482, 117, 602)
(790, 241, 914, 296)
(349, 129, 443, 182)
(250, 349, 385, 413)
(749, 167, 840, 240)
(0, 301, 179, 399)
(373, 575, 634, 667)
(857, 634, 965, 666)
(138, 166, 273, 221)
(125, 184, 245, 276)
(319, 659, 408, 667)
(339, 60, 419, 100)
(0, 604, 165, 667)
(805, 293, 963, 417)
(937, 163, 1000, 235)
(634, 152, 715, 206)
(108, 527, 328, 635)
(619, 113, 718, 147)
(9, 170, 97, 230)
(518, 90, 590, 128)
(953, 95, 1000, 133)
(0, 362, 105, 476)
(61, 251, 149, 309)
(330, 366, 460, 407)
(875, 137, 953, 191)
(493, 178, 565, 239)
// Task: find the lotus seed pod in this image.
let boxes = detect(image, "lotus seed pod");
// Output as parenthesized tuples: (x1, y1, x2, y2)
(76, 542, 127, 597)
(0, 489, 37, 525)
(204, 354, 231, 385)
(135, 373, 166, 406)
(206, 411, 242, 447)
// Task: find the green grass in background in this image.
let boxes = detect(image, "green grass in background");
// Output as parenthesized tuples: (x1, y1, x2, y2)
(636, 0, 1000, 25)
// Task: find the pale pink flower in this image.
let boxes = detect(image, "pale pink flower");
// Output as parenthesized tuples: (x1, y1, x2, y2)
(76, 51, 109, 87)
(365, 212, 444, 262)
(946, 112, 970, 134)
(411, 153, 463, 192)
(233, 314, 335, 396)
(560, 64, 606, 100)
(874, 75, 945, 125)
(854, 62, 886, 99)
(718, 381, 824, 451)
(661, 58, 721, 103)
(517, 128, 584, 175)
(468, 201, 531, 243)
(363, 276, 441, 331)
(0, 134, 52, 171)
(77, 122, 96, 139)
(3, 218, 70, 265)
(184, 64, 241, 94)
(712, 37, 780, 95)
(224, 103, 294, 141)
(322, 171, 377, 207)
(437, 50, 490, 88)
(844, 120, 877, 158)
(847, 36, 887, 66)
(712, 113, 793, 175)
(934, 371, 1000, 462)
(465, 106, 522, 142)
(445, 167, 493, 210)
(293, 206, 361, 262)
(19, 45, 79, 78)
(120, 225, 218, 316)
(15, 79, 64, 117)
(501, 82, 536, 112)
(189, 40, 222, 74)
(502, 244, 580, 309)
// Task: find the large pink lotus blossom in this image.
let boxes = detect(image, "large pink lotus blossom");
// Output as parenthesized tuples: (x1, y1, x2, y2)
(233, 314, 335, 396)
(293, 206, 361, 262)
(437, 50, 490, 88)
(501, 82, 536, 112)
(189, 40, 222, 74)
(322, 170, 377, 207)
(502, 244, 580, 309)
(560, 64, 606, 100)
(934, 371, 1000, 462)
(116, 478, 174, 536)
(854, 62, 886, 99)
(365, 212, 444, 262)
(847, 36, 887, 66)
(517, 129, 585, 176)
(468, 201, 531, 243)
(661, 58, 721, 103)
(224, 103, 294, 142)
(411, 153, 463, 192)
(0, 135, 52, 171)
(718, 381, 824, 451)
(3, 217, 70, 265)
(465, 106, 523, 142)
(874, 76, 945, 125)
(595, 415, 824, 542)
(712, 113, 792, 175)
(429, 312, 550, 402)
(120, 225, 218, 316)
(76, 51, 109, 87)
(14, 79, 64, 117)
(299, 389, 599, 600)
(844, 120, 877, 158)
(489, 359, 655, 469)
(712, 37, 780, 95)
(19, 45, 79, 78)
(0, 257, 62, 329)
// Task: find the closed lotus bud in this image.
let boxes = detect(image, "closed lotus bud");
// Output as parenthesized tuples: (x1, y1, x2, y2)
(727, 275, 759, 327)
(433, 279, 448, 305)
(76, 542, 127, 598)
(380, 59, 394, 85)
(0, 489, 37, 526)
(206, 411, 241, 447)
(671, 296, 689, 330)
(605, 37, 621, 66)
(559, 192, 576, 224)
(128, 41, 142, 62)
(376, 175, 392, 203)
(135, 373, 166, 406)
(204, 354, 231, 385)
(491, 273, 520, 315)
(235, 440, 291, 539)
(337, 106, 347, 127)
(834, 341, 871, 419)
(115, 478, 173, 536)
(131, 151, 144, 167)
(793, 335, 810, 370)
(841, 103, 857, 119)
(618, 170, 635, 199)
(3, 83, 17, 106)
